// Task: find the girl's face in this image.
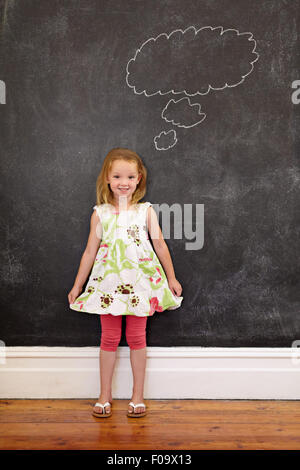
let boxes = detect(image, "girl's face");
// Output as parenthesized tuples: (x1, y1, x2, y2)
(107, 160, 141, 203)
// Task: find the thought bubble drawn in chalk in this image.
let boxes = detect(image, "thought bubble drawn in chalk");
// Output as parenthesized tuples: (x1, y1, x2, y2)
(161, 97, 206, 128)
(126, 25, 259, 97)
(126, 25, 259, 149)
(154, 130, 177, 151)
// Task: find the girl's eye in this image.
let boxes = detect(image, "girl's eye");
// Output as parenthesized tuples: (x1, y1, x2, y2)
(113, 176, 135, 179)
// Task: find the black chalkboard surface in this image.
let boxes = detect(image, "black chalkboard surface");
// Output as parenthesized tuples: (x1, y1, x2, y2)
(0, 0, 299, 347)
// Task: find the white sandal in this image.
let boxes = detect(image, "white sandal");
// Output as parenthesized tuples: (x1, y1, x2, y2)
(92, 401, 112, 418)
(127, 401, 147, 418)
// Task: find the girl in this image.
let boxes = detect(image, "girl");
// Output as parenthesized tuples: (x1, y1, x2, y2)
(68, 148, 183, 418)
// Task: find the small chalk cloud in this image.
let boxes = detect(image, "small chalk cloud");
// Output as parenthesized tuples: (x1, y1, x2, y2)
(154, 129, 177, 151)
(126, 25, 259, 150)
(161, 97, 206, 128)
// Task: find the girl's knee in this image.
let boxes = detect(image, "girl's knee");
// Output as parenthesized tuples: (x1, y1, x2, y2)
(126, 334, 147, 350)
(100, 332, 121, 351)
(124, 315, 148, 350)
(100, 314, 122, 351)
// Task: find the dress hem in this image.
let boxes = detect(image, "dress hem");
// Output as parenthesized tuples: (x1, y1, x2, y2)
(69, 299, 182, 317)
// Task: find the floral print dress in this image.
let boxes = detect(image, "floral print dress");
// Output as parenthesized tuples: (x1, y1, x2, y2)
(69, 202, 183, 317)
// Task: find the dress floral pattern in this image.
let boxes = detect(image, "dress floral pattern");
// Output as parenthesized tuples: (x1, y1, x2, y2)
(69, 202, 183, 317)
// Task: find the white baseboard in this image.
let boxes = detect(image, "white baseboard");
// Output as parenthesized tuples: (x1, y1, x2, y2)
(1, 347, 300, 399)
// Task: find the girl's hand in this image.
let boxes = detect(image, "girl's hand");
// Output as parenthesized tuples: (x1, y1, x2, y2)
(68, 285, 83, 305)
(168, 278, 182, 297)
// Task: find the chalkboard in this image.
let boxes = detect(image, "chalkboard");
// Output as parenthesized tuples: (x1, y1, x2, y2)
(0, 0, 299, 347)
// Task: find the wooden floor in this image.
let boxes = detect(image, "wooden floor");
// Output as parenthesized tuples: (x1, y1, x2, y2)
(0, 399, 299, 450)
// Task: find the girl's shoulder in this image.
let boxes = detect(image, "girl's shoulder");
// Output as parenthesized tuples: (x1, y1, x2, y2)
(93, 203, 113, 210)
(93, 203, 113, 219)
(139, 201, 152, 207)
(138, 201, 152, 214)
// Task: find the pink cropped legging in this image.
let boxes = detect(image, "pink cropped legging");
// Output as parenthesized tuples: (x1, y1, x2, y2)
(100, 314, 148, 351)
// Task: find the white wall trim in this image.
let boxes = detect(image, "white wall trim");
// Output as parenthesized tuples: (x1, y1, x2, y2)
(1, 347, 300, 399)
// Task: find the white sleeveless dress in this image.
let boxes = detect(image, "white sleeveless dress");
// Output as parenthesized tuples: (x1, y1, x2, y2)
(69, 202, 183, 316)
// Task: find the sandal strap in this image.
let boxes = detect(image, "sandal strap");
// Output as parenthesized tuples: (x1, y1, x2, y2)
(94, 402, 111, 408)
(128, 402, 146, 409)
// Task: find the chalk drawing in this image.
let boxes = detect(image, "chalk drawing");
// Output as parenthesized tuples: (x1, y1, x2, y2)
(154, 129, 178, 151)
(126, 25, 259, 149)
(161, 97, 206, 128)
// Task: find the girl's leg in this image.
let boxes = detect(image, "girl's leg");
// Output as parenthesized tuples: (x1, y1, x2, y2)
(125, 315, 148, 414)
(94, 314, 122, 414)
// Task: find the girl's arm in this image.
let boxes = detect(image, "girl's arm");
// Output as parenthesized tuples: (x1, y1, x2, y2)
(147, 206, 182, 297)
(68, 211, 102, 304)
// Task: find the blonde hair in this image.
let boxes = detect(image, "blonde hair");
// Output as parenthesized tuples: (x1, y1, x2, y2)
(95, 148, 147, 206)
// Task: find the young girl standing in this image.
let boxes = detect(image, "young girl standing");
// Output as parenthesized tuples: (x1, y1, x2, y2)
(68, 148, 183, 418)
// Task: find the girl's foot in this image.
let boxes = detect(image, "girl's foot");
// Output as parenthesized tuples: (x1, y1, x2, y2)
(128, 396, 146, 415)
(93, 394, 113, 415)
